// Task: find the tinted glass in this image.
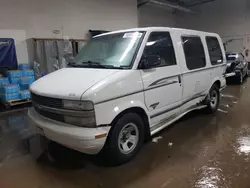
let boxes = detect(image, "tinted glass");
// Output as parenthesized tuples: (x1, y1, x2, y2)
(142, 32, 176, 67)
(206, 37, 223, 65)
(182, 36, 206, 70)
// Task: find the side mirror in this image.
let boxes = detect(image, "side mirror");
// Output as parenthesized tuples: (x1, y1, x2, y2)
(140, 55, 161, 69)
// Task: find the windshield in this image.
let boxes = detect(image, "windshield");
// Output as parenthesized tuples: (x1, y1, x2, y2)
(226, 53, 237, 61)
(73, 31, 145, 69)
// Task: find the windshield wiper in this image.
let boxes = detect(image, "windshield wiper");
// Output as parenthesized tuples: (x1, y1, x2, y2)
(81, 61, 126, 69)
(81, 61, 107, 68)
(67, 62, 77, 67)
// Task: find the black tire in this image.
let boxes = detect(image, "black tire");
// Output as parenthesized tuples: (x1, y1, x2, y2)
(205, 84, 220, 114)
(103, 113, 145, 165)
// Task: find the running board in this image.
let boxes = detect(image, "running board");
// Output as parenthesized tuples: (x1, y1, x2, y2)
(150, 105, 207, 135)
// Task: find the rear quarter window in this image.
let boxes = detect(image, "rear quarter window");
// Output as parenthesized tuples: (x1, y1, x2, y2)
(206, 36, 223, 65)
(182, 36, 206, 70)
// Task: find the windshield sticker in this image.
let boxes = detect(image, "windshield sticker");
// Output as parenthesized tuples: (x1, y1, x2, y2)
(123, 32, 142, 38)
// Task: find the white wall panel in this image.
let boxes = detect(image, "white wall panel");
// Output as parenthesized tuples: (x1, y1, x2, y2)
(175, 0, 250, 57)
(138, 4, 176, 27)
(0, 0, 138, 63)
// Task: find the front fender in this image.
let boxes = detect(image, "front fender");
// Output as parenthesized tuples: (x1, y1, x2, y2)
(94, 92, 150, 126)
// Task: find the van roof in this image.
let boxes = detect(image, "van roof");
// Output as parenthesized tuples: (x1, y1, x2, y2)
(95, 27, 219, 37)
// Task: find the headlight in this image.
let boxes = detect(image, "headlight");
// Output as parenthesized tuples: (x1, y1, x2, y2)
(63, 100, 94, 110)
(64, 115, 96, 127)
(63, 100, 96, 127)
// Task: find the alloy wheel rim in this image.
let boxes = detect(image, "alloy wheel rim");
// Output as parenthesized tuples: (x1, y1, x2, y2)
(210, 90, 218, 108)
(118, 123, 139, 154)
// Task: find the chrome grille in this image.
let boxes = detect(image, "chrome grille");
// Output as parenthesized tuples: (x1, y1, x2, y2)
(31, 92, 63, 108)
(34, 105, 64, 123)
(31, 92, 64, 123)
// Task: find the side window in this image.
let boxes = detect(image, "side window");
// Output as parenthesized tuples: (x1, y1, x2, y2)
(206, 36, 223, 65)
(142, 32, 176, 67)
(182, 36, 206, 70)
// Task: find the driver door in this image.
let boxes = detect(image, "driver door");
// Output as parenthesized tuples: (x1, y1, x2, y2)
(140, 31, 183, 126)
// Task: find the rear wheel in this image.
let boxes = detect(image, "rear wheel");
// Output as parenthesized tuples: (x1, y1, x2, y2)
(103, 113, 145, 165)
(205, 84, 220, 113)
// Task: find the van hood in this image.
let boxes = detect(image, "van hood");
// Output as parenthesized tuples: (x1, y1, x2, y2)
(30, 68, 118, 100)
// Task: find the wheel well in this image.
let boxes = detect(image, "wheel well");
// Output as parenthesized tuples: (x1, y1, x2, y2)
(110, 107, 151, 142)
(214, 80, 221, 89)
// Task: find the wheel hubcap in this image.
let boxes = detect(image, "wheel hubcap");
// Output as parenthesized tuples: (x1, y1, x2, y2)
(118, 123, 139, 154)
(210, 90, 218, 108)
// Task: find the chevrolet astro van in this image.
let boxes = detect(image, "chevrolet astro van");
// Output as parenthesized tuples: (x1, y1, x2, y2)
(28, 27, 226, 164)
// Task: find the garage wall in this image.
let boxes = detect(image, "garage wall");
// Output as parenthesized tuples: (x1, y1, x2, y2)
(138, 4, 176, 27)
(0, 0, 137, 63)
(176, 0, 250, 59)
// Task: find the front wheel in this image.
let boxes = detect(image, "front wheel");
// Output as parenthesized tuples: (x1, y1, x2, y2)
(103, 113, 145, 165)
(205, 84, 220, 114)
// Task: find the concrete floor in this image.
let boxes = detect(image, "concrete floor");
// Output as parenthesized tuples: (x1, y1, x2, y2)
(0, 80, 250, 188)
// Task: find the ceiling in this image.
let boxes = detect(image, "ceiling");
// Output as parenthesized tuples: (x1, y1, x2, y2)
(138, 0, 216, 8)
(168, 0, 215, 7)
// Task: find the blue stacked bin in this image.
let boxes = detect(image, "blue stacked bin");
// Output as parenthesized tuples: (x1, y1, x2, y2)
(22, 70, 34, 77)
(0, 84, 20, 101)
(0, 77, 10, 87)
(0, 65, 35, 102)
(19, 67, 34, 100)
(18, 64, 30, 70)
(7, 70, 22, 78)
(7, 70, 22, 84)
(0, 84, 20, 93)
(19, 83, 31, 90)
(19, 90, 31, 100)
(19, 76, 35, 85)
(9, 77, 20, 84)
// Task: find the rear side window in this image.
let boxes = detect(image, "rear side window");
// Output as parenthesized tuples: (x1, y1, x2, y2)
(206, 36, 223, 65)
(142, 32, 176, 68)
(182, 36, 206, 70)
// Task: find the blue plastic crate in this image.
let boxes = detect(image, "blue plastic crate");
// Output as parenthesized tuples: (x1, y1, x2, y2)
(19, 76, 35, 85)
(9, 77, 20, 84)
(7, 70, 22, 78)
(19, 90, 31, 99)
(18, 64, 29, 70)
(0, 92, 19, 101)
(20, 83, 31, 90)
(0, 84, 20, 94)
(22, 70, 34, 76)
(0, 77, 9, 86)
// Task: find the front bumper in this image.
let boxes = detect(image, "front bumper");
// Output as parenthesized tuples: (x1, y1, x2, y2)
(225, 64, 242, 78)
(225, 70, 242, 78)
(28, 108, 111, 155)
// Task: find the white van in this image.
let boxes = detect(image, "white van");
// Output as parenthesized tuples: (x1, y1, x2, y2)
(28, 27, 226, 164)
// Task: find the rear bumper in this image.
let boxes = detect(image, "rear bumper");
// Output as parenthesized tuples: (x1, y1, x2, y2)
(28, 108, 111, 155)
